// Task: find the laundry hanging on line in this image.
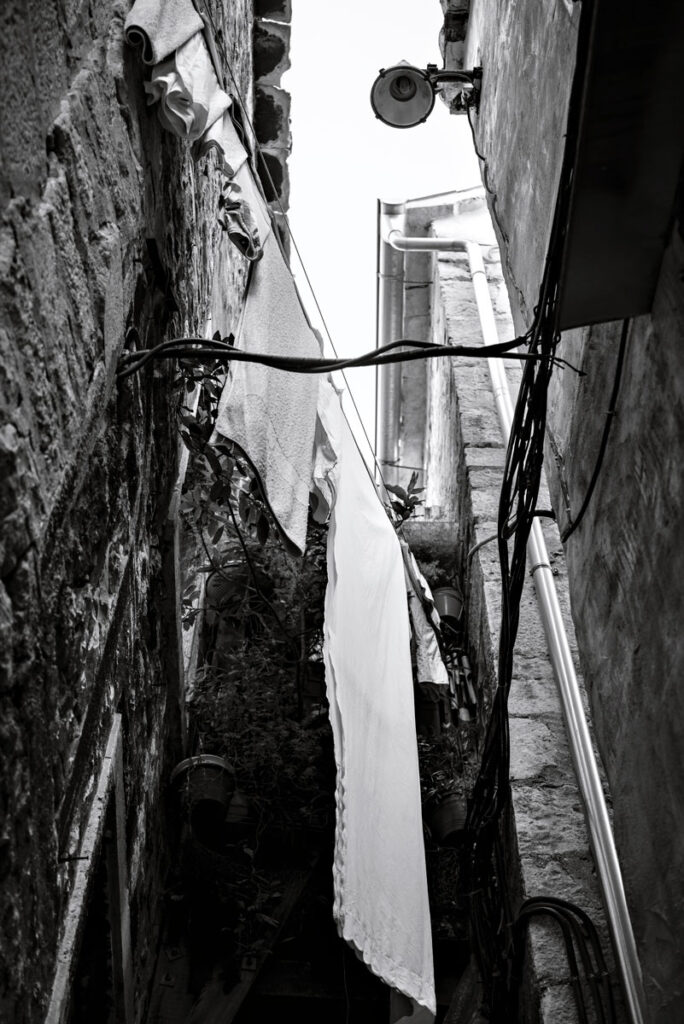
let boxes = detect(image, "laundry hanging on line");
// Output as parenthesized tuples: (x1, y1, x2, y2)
(125, 9, 436, 1013)
(315, 378, 436, 1020)
(212, 228, 322, 556)
(124, 0, 204, 65)
(400, 539, 450, 690)
(144, 30, 231, 142)
(196, 108, 251, 177)
(125, 1, 268, 263)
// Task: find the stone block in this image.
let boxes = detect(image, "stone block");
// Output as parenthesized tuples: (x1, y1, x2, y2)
(254, 84, 292, 148)
(509, 658, 561, 717)
(404, 313, 431, 340)
(509, 718, 572, 784)
(254, 0, 291, 23)
(253, 18, 291, 86)
(404, 282, 431, 318)
(512, 782, 590, 858)
(460, 410, 504, 449)
(463, 445, 506, 470)
(540, 982, 582, 1024)
(257, 147, 291, 208)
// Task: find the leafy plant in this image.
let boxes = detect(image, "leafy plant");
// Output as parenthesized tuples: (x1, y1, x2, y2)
(384, 470, 425, 526)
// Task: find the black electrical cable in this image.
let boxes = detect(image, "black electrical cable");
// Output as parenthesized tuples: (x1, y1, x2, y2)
(115, 332, 547, 382)
(523, 896, 617, 1024)
(561, 318, 629, 542)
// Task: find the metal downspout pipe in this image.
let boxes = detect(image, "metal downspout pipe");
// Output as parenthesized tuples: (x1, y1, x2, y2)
(376, 201, 407, 485)
(380, 207, 647, 1024)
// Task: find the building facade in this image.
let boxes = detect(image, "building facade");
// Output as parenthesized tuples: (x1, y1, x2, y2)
(406, 1, 684, 1021)
(0, 1, 291, 1020)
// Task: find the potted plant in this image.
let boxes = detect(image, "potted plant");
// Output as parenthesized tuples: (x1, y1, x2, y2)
(417, 729, 471, 847)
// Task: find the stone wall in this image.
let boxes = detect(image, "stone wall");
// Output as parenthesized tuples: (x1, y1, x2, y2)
(0, 1, 256, 1020)
(430, 230, 617, 1024)
(390, 194, 620, 1019)
(447, 1, 684, 1018)
(545, 238, 684, 1024)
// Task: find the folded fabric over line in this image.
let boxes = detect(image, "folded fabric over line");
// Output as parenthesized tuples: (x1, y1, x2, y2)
(315, 378, 436, 1019)
(212, 229, 321, 556)
(218, 177, 263, 262)
(144, 31, 230, 142)
(232, 164, 272, 251)
(195, 109, 250, 178)
(124, 0, 204, 65)
(400, 539, 449, 689)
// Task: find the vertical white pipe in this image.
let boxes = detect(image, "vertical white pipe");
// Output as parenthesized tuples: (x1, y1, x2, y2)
(376, 201, 406, 485)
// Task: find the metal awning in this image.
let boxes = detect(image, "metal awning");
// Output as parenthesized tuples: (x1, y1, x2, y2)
(558, 0, 684, 329)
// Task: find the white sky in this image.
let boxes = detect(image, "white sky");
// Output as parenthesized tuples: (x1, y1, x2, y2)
(282, 0, 480, 463)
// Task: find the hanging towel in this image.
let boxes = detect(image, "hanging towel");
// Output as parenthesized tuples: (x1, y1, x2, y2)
(144, 31, 230, 142)
(212, 230, 321, 555)
(195, 109, 250, 177)
(217, 176, 263, 262)
(233, 163, 272, 248)
(316, 379, 436, 1018)
(124, 0, 204, 65)
(400, 540, 449, 689)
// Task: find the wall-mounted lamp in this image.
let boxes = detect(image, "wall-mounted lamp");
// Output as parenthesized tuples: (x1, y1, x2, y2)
(370, 61, 482, 128)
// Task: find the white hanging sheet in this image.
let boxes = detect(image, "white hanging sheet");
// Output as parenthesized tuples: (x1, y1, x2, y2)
(315, 379, 436, 1018)
(212, 229, 321, 555)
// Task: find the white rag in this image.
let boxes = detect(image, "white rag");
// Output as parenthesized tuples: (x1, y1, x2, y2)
(124, 0, 204, 65)
(315, 379, 436, 1018)
(233, 162, 272, 252)
(195, 109, 250, 177)
(212, 230, 321, 555)
(401, 541, 449, 688)
(144, 31, 230, 142)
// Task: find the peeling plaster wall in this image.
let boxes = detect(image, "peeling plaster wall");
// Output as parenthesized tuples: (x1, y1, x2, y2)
(0, 1, 256, 1020)
(449, 0, 684, 1019)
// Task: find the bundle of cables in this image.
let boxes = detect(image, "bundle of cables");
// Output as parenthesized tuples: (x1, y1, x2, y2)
(116, 333, 555, 382)
(462, 0, 616, 1020)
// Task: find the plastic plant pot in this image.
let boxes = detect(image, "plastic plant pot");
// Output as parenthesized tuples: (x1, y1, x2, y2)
(171, 755, 235, 847)
(432, 586, 464, 630)
(425, 792, 468, 847)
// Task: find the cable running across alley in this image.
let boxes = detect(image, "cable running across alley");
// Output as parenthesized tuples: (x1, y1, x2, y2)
(116, 332, 563, 381)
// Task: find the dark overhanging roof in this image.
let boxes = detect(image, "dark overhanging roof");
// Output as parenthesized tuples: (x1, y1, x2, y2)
(557, 0, 684, 330)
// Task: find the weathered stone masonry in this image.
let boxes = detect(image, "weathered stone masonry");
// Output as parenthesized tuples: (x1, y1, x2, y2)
(449, 2, 684, 1019)
(385, 193, 619, 1020)
(0, 1, 274, 1019)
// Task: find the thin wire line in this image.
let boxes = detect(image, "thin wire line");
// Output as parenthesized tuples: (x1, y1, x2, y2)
(202, 4, 391, 494)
